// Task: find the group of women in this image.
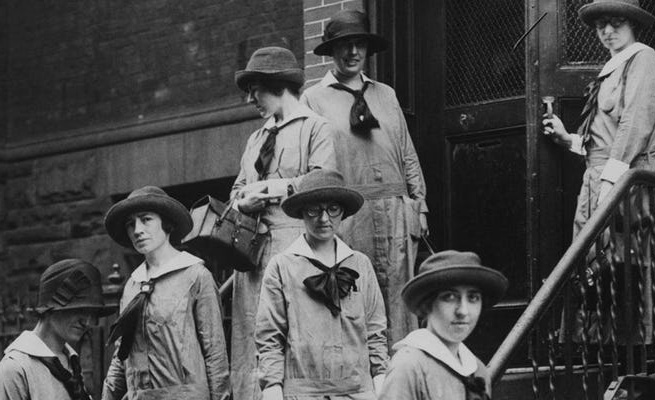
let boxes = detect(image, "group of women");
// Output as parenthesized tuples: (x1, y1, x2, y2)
(100, 0, 655, 399)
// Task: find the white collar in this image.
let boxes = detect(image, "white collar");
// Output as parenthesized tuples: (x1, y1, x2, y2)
(5, 330, 78, 358)
(262, 103, 315, 131)
(319, 71, 374, 88)
(284, 234, 355, 265)
(599, 42, 648, 78)
(393, 328, 479, 376)
(131, 251, 203, 282)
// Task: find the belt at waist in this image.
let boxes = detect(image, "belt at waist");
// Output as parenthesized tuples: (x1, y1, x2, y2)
(585, 147, 655, 169)
(282, 377, 371, 396)
(349, 182, 408, 200)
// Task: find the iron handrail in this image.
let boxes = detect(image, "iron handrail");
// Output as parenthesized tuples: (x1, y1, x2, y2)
(488, 168, 655, 384)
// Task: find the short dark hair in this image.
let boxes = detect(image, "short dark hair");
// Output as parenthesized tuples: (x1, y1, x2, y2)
(250, 79, 302, 97)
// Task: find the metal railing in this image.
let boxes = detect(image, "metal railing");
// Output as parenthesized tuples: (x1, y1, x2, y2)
(489, 169, 655, 399)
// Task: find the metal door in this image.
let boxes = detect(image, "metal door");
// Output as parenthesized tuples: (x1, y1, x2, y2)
(530, 0, 655, 306)
(375, 0, 529, 362)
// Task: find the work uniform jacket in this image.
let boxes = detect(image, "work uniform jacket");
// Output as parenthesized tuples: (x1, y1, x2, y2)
(229, 105, 337, 400)
(0, 331, 85, 400)
(564, 43, 655, 344)
(102, 252, 230, 400)
(302, 72, 427, 347)
(256, 235, 389, 399)
(379, 329, 491, 400)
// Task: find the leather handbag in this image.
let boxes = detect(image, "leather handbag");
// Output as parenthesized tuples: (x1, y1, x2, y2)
(182, 195, 267, 272)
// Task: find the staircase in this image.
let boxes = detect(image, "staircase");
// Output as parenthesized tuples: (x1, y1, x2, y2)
(489, 169, 655, 399)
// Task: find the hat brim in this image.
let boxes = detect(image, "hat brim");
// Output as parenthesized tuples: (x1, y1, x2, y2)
(104, 195, 193, 248)
(579, 3, 655, 28)
(314, 33, 389, 56)
(281, 186, 364, 219)
(235, 69, 305, 92)
(35, 303, 117, 317)
(402, 265, 509, 315)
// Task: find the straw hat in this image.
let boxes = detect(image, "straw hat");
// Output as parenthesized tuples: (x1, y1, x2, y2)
(35, 259, 115, 317)
(313, 10, 389, 56)
(579, 0, 655, 28)
(104, 186, 192, 248)
(281, 169, 364, 219)
(235, 46, 305, 92)
(402, 250, 508, 316)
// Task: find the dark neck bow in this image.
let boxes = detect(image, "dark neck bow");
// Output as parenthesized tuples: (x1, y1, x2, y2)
(106, 279, 155, 361)
(463, 375, 489, 400)
(428, 354, 489, 400)
(255, 126, 280, 180)
(37, 354, 91, 400)
(302, 257, 359, 316)
(330, 81, 380, 134)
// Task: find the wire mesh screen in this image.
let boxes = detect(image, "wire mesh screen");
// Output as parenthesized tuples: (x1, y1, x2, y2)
(445, 0, 525, 107)
(565, 0, 655, 65)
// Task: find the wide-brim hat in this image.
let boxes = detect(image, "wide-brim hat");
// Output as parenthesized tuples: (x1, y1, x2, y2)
(235, 46, 305, 92)
(402, 250, 509, 316)
(579, 0, 655, 28)
(35, 259, 115, 317)
(281, 169, 364, 219)
(104, 185, 192, 248)
(314, 10, 389, 56)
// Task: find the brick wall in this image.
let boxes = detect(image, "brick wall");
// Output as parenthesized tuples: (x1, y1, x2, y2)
(303, 0, 365, 86)
(5, 0, 303, 142)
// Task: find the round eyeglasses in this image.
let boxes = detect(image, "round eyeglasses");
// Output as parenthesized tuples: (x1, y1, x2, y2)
(303, 204, 343, 218)
(594, 17, 628, 30)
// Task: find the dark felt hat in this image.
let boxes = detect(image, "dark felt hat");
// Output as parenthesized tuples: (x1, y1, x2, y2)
(35, 259, 114, 317)
(579, 0, 655, 28)
(402, 250, 508, 316)
(313, 10, 389, 56)
(104, 186, 192, 248)
(281, 169, 364, 219)
(235, 46, 305, 92)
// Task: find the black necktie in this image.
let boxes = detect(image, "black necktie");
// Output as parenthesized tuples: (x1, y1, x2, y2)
(330, 81, 380, 134)
(37, 354, 92, 400)
(577, 76, 606, 147)
(255, 126, 280, 180)
(302, 258, 359, 316)
(106, 279, 155, 361)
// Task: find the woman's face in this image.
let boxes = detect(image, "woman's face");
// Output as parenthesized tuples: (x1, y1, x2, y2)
(247, 83, 283, 119)
(47, 308, 98, 345)
(331, 37, 368, 80)
(424, 285, 482, 350)
(125, 211, 170, 255)
(595, 15, 636, 55)
(302, 202, 344, 244)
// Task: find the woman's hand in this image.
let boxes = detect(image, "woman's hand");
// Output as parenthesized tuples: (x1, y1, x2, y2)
(542, 113, 573, 148)
(237, 191, 280, 214)
(261, 385, 283, 400)
(419, 213, 429, 237)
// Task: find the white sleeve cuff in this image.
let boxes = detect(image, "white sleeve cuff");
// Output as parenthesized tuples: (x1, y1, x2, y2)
(267, 179, 289, 198)
(568, 135, 586, 156)
(600, 158, 630, 183)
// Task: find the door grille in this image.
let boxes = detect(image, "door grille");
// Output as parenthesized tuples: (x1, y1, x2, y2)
(565, 0, 655, 65)
(445, 0, 525, 107)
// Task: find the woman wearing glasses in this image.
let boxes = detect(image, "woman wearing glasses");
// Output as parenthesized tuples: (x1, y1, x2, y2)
(543, 0, 655, 340)
(255, 169, 389, 400)
(230, 46, 337, 400)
